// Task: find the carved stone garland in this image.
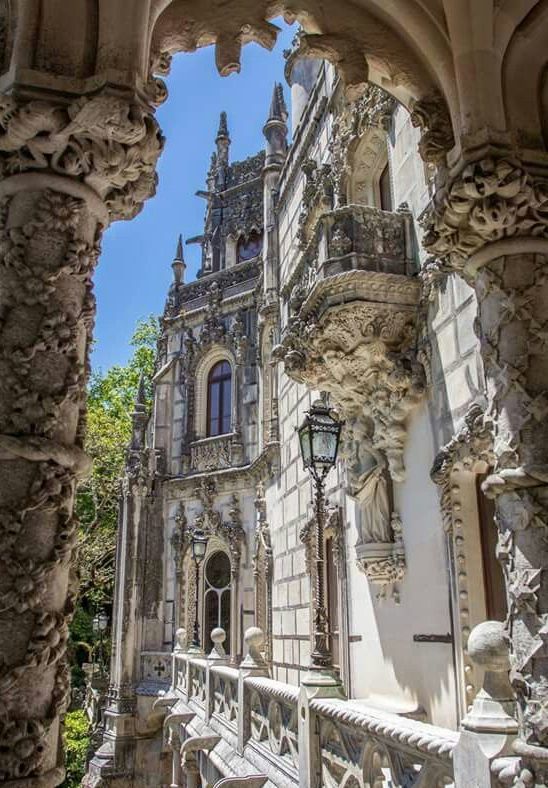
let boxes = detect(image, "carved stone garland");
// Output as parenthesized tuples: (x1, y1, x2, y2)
(424, 156, 548, 779)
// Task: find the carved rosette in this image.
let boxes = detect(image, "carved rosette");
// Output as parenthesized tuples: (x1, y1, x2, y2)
(278, 270, 424, 482)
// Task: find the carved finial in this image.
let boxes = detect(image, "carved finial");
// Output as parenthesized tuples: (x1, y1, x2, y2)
(268, 82, 288, 123)
(175, 628, 187, 652)
(216, 111, 230, 142)
(241, 627, 266, 668)
(208, 627, 227, 660)
(172, 234, 186, 284)
(462, 620, 518, 735)
(135, 373, 147, 411)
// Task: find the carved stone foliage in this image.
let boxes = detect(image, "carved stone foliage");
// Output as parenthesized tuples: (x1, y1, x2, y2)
(0, 189, 99, 781)
(465, 249, 548, 763)
(172, 480, 245, 572)
(278, 275, 424, 483)
(329, 84, 395, 206)
(409, 93, 455, 165)
(0, 93, 164, 221)
(423, 158, 548, 270)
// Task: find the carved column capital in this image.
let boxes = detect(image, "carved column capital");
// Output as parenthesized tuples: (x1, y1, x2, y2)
(0, 92, 164, 223)
(423, 157, 548, 274)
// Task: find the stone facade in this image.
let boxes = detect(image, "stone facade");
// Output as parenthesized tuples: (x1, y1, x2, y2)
(2, 2, 548, 788)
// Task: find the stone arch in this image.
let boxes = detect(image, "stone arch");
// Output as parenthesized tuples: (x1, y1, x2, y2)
(193, 347, 236, 439)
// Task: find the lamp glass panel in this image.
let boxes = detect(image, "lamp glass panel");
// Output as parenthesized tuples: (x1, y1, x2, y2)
(312, 426, 337, 466)
(298, 424, 312, 467)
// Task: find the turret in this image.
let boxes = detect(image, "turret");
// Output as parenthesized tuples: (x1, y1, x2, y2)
(215, 111, 230, 187)
(284, 31, 322, 135)
(261, 83, 288, 307)
(129, 374, 147, 452)
(172, 234, 186, 285)
(263, 82, 288, 168)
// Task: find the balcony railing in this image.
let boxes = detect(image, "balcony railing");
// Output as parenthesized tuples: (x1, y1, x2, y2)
(189, 433, 237, 472)
(283, 203, 417, 307)
(162, 646, 457, 787)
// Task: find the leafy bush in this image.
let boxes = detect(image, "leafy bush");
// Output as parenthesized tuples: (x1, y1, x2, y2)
(63, 710, 90, 787)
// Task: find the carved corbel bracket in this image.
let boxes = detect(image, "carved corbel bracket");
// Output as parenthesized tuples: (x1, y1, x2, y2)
(355, 512, 406, 602)
(276, 269, 425, 483)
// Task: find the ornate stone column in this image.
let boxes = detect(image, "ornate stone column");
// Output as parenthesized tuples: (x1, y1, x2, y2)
(425, 154, 548, 781)
(0, 95, 162, 785)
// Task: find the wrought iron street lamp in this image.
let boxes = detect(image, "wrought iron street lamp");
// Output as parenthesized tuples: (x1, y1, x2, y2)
(297, 399, 343, 684)
(190, 528, 209, 652)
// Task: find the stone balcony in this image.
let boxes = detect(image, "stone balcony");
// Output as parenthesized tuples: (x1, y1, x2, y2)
(189, 433, 242, 473)
(277, 204, 424, 482)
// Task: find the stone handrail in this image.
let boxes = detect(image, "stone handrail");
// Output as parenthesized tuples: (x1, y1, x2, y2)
(310, 697, 457, 762)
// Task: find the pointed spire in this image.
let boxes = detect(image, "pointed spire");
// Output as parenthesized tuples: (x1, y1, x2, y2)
(135, 373, 146, 411)
(175, 233, 184, 261)
(172, 234, 186, 284)
(216, 111, 229, 141)
(268, 83, 288, 123)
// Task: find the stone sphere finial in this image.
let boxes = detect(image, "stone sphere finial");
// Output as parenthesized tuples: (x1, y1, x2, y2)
(175, 628, 187, 652)
(467, 620, 510, 672)
(211, 627, 226, 645)
(208, 627, 226, 659)
(242, 626, 266, 668)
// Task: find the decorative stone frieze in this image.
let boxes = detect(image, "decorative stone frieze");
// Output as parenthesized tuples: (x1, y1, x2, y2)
(190, 433, 238, 472)
(0, 93, 164, 222)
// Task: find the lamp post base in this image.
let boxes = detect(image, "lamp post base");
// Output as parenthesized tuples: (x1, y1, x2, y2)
(301, 666, 346, 695)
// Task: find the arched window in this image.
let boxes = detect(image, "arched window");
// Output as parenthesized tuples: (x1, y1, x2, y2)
(379, 162, 393, 211)
(207, 361, 232, 436)
(203, 551, 231, 654)
(237, 231, 263, 263)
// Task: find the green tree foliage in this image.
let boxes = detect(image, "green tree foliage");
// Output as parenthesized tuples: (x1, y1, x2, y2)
(70, 315, 158, 678)
(63, 710, 90, 788)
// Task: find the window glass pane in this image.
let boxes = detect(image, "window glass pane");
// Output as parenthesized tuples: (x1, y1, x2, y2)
(379, 163, 392, 211)
(204, 589, 219, 654)
(206, 551, 231, 588)
(221, 378, 232, 433)
(220, 589, 231, 648)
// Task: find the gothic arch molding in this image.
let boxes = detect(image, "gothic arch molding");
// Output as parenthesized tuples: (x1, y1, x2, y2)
(193, 346, 236, 439)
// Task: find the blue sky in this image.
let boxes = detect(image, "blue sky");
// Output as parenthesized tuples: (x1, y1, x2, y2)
(91, 19, 296, 372)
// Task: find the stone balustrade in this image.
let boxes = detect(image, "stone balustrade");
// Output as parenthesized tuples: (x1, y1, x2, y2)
(156, 623, 523, 787)
(163, 641, 458, 787)
(190, 433, 238, 472)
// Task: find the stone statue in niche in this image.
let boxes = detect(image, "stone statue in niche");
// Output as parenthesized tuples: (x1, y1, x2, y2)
(342, 418, 406, 601)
